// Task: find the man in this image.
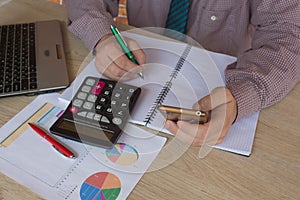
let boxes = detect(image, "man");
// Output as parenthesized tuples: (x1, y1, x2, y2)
(65, 0, 300, 146)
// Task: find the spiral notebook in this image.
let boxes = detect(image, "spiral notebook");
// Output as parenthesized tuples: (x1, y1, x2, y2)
(61, 32, 259, 156)
(123, 41, 236, 130)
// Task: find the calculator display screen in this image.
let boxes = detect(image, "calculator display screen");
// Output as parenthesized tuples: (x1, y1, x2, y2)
(53, 118, 115, 147)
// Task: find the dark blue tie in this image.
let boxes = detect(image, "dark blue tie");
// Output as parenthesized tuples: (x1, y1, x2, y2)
(165, 0, 190, 34)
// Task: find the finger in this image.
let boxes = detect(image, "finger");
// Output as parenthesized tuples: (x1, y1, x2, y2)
(165, 120, 202, 146)
(126, 39, 146, 64)
(126, 38, 146, 62)
(177, 121, 219, 147)
(132, 49, 146, 65)
(176, 121, 205, 146)
(176, 120, 203, 138)
(94, 55, 126, 80)
(96, 51, 140, 81)
(114, 37, 145, 69)
(198, 104, 229, 153)
(213, 101, 236, 144)
(98, 38, 130, 67)
(113, 55, 143, 76)
(106, 64, 138, 81)
(102, 66, 126, 81)
(163, 120, 179, 135)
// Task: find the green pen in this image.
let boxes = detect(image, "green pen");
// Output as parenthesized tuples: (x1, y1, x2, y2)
(110, 25, 144, 79)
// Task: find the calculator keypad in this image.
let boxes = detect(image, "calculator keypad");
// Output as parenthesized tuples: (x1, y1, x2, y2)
(66, 77, 141, 137)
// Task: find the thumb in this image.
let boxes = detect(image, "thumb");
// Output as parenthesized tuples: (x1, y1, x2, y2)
(193, 87, 233, 112)
(163, 120, 179, 135)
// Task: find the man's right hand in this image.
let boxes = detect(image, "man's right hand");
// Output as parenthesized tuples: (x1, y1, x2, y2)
(93, 33, 146, 81)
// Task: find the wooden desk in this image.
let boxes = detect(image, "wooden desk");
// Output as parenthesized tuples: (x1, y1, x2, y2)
(0, 0, 299, 199)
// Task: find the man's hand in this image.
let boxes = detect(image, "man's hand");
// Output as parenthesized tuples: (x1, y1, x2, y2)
(94, 34, 146, 81)
(164, 87, 237, 146)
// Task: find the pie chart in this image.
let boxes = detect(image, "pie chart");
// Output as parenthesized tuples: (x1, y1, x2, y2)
(105, 143, 138, 166)
(80, 172, 121, 200)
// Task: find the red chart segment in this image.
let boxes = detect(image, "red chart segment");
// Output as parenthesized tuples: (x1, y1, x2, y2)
(80, 172, 121, 200)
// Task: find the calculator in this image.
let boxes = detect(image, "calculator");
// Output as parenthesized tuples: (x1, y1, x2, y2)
(50, 76, 141, 149)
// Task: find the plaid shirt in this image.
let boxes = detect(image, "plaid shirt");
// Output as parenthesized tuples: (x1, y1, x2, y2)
(65, 0, 300, 121)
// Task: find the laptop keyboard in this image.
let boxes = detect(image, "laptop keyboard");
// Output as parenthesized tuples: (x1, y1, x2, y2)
(0, 23, 37, 95)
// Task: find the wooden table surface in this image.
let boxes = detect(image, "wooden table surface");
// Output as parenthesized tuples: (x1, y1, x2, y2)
(0, 0, 299, 199)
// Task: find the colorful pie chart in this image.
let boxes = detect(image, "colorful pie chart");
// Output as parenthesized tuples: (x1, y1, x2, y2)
(105, 143, 138, 166)
(80, 172, 121, 200)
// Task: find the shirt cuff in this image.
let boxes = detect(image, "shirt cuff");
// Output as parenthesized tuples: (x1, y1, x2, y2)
(226, 81, 261, 122)
(68, 14, 114, 51)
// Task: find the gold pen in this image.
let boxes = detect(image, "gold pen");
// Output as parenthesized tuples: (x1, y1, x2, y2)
(158, 105, 210, 124)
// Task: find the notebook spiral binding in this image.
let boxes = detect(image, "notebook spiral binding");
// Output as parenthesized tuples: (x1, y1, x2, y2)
(143, 45, 192, 126)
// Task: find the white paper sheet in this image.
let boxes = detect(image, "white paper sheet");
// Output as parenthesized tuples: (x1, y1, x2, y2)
(0, 94, 166, 199)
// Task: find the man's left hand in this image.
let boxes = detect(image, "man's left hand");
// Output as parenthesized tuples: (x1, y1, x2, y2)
(164, 87, 237, 146)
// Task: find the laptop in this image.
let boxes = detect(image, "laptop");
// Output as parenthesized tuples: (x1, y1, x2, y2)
(0, 20, 69, 97)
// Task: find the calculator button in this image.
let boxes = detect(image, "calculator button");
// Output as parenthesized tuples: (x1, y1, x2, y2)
(73, 99, 83, 107)
(120, 102, 128, 109)
(94, 114, 102, 121)
(111, 100, 117, 106)
(95, 104, 103, 111)
(107, 83, 114, 89)
(116, 85, 124, 92)
(87, 112, 95, 119)
(77, 92, 87, 100)
(101, 116, 110, 123)
(87, 94, 97, 102)
(116, 110, 125, 117)
(113, 92, 121, 99)
(128, 88, 135, 93)
(125, 95, 132, 101)
(82, 85, 91, 93)
(92, 81, 105, 95)
(77, 111, 87, 117)
(83, 102, 93, 110)
(99, 97, 107, 104)
(106, 107, 112, 114)
(85, 78, 96, 86)
(103, 90, 111, 96)
(112, 117, 122, 125)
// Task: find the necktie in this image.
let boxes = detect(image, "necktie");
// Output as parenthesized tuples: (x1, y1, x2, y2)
(165, 0, 190, 35)
(115, 0, 129, 25)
